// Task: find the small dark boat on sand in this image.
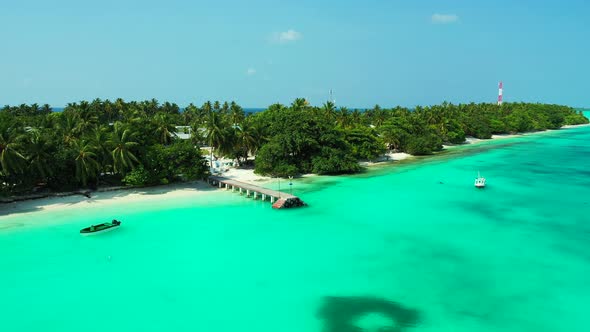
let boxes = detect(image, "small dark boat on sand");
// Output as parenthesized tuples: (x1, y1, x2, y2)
(80, 220, 121, 235)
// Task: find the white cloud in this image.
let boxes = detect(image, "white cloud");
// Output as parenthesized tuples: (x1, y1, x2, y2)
(246, 68, 256, 75)
(272, 29, 303, 43)
(431, 13, 459, 24)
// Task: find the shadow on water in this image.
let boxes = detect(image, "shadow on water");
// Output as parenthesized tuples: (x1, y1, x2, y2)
(0, 222, 25, 230)
(0, 204, 43, 217)
(317, 296, 420, 332)
(140, 183, 219, 195)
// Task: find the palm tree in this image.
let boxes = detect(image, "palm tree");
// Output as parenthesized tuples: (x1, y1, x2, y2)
(71, 139, 99, 186)
(206, 111, 226, 164)
(188, 120, 206, 147)
(229, 102, 244, 125)
(153, 113, 176, 144)
(145, 99, 159, 116)
(373, 109, 388, 128)
(101, 100, 117, 123)
(120, 107, 143, 124)
(29, 103, 40, 116)
(221, 101, 230, 114)
(202, 101, 213, 115)
(183, 103, 198, 124)
(291, 98, 308, 112)
(41, 104, 52, 114)
(75, 115, 98, 137)
(321, 101, 337, 121)
(0, 128, 25, 176)
(161, 101, 179, 115)
(55, 112, 84, 145)
(267, 103, 286, 113)
(108, 122, 139, 174)
(351, 109, 362, 124)
(114, 98, 126, 119)
(335, 107, 351, 128)
(248, 123, 267, 157)
(234, 123, 256, 162)
(25, 129, 53, 180)
(89, 125, 112, 175)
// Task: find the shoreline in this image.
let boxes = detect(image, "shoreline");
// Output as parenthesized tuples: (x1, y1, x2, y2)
(1, 123, 588, 219)
(442, 123, 590, 150)
(0, 169, 276, 219)
(0, 181, 223, 219)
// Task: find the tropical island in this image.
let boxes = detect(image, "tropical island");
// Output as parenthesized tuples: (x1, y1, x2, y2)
(0, 99, 587, 198)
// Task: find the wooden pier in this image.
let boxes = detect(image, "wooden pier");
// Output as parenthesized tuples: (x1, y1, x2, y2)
(208, 176, 306, 209)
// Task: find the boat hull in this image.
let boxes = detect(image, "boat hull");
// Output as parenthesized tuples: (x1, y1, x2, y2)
(80, 225, 120, 236)
(80, 221, 121, 235)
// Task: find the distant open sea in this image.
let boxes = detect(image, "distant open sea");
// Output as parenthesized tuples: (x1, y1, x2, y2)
(0, 111, 589, 332)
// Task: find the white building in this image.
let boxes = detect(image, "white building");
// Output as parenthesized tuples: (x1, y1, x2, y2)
(174, 126, 192, 140)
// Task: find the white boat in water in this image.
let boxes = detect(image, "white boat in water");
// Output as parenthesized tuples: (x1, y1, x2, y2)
(474, 171, 486, 188)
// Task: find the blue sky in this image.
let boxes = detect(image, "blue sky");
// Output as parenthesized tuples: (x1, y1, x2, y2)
(1, 0, 589, 108)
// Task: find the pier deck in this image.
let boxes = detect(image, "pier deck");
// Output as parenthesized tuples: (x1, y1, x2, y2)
(208, 176, 305, 209)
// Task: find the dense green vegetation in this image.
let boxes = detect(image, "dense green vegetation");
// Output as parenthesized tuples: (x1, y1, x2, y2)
(1, 99, 587, 196)
(0, 100, 209, 196)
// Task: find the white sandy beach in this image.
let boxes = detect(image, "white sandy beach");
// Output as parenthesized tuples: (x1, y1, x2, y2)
(221, 167, 272, 183)
(442, 133, 521, 148)
(359, 152, 413, 166)
(0, 181, 223, 219)
(441, 125, 588, 149)
(0, 167, 274, 219)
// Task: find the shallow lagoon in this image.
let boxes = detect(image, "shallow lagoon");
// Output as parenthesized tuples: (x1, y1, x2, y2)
(1, 125, 590, 332)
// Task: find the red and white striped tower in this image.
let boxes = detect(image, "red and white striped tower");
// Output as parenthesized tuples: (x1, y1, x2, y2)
(497, 81, 503, 105)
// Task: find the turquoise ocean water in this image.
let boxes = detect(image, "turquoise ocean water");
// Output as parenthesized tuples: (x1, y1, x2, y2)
(1, 116, 589, 332)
